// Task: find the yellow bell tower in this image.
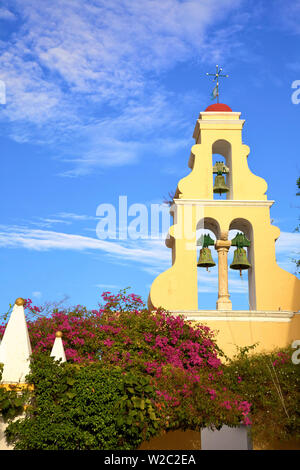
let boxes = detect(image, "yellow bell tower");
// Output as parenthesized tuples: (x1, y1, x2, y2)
(148, 102, 300, 356)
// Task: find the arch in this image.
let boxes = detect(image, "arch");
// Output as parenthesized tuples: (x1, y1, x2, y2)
(196, 217, 221, 240)
(212, 139, 233, 199)
(196, 217, 220, 309)
(212, 139, 232, 160)
(229, 218, 256, 310)
(229, 218, 253, 239)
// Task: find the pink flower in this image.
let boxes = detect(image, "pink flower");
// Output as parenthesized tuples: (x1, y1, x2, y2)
(220, 400, 232, 410)
(144, 333, 153, 343)
(207, 388, 217, 400)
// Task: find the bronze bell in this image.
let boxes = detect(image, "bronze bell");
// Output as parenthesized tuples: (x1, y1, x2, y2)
(197, 247, 216, 271)
(230, 247, 251, 276)
(213, 173, 229, 195)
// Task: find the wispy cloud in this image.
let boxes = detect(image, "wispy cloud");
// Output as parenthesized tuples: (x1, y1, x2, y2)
(272, 0, 300, 35)
(1, 222, 297, 292)
(95, 284, 119, 290)
(32, 291, 42, 299)
(0, 0, 246, 175)
(0, 7, 16, 20)
(15, 212, 99, 229)
(57, 212, 98, 222)
(0, 225, 170, 273)
(275, 231, 300, 256)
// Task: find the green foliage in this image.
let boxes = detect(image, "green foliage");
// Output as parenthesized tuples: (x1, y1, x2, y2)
(116, 373, 161, 446)
(4, 355, 160, 450)
(2, 290, 299, 449)
(0, 365, 28, 422)
(223, 345, 300, 446)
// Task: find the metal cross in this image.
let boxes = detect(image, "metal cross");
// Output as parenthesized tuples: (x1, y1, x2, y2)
(206, 65, 229, 103)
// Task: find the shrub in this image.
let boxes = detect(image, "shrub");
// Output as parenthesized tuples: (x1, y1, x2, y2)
(222, 345, 300, 445)
(5, 356, 162, 450)
(0, 365, 27, 422)
(1, 290, 254, 449)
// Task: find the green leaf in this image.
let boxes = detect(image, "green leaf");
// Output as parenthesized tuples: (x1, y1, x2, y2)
(126, 416, 133, 425)
(14, 398, 24, 407)
(132, 397, 140, 408)
(66, 377, 75, 386)
(0, 400, 10, 410)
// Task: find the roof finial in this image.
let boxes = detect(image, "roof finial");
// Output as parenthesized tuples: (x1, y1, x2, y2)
(206, 65, 229, 103)
(50, 331, 66, 363)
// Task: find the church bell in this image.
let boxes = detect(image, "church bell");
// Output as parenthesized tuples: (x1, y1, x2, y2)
(230, 232, 251, 276)
(213, 173, 229, 196)
(230, 247, 251, 276)
(197, 247, 216, 271)
(197, 233, 216, 271)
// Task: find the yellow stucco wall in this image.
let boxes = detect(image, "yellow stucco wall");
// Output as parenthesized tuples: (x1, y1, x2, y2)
(192, 313, 300, 359)
(148, 108, 300, 316)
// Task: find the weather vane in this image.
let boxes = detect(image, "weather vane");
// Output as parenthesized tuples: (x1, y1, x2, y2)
(206, 65, 229, 103)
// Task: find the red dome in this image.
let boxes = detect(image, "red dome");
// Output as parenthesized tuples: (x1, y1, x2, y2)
(204, 103, 232, 112)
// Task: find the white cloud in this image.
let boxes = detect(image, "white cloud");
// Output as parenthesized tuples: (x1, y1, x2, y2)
(57, 212, 98, 221)
(17, 212, 99, 229)
(0, 225, 170, 272)
(0, 0, 245, 174)
(95, 284, 119, 289)
(32, 291, 42, 299)
(275, 231, 300, 255)
(0, 7, 16, 20)
(9, 0, 241, 94)
(0, 222, 298, 292)
(273, 0, 300, 35)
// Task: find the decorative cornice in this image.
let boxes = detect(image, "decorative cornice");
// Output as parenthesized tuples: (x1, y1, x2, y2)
(174, 199, 274, 207)
(200, 112, 241, 117)
(170, 310, 296, 322)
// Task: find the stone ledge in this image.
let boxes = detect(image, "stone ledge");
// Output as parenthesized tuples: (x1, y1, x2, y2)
(173, 199, 274, 207)
(170, 310, 296, 322)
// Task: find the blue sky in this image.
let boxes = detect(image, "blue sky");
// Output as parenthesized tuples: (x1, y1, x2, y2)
(0, 0, 299, 314)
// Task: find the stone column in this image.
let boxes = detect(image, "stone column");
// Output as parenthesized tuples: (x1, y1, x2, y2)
(215, 239, 232, 310)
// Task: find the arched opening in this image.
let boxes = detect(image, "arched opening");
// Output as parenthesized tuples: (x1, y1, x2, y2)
(212, 140, 232, 200)
(196, 218, 220, 310)
(228, 218, 256, 310)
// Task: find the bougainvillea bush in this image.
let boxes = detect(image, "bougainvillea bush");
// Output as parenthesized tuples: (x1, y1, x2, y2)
(222, 345, 300, 447)
(0, 290, 264, 449)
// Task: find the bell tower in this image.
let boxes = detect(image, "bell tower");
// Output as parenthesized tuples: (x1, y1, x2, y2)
(148, 103, 300, 318)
